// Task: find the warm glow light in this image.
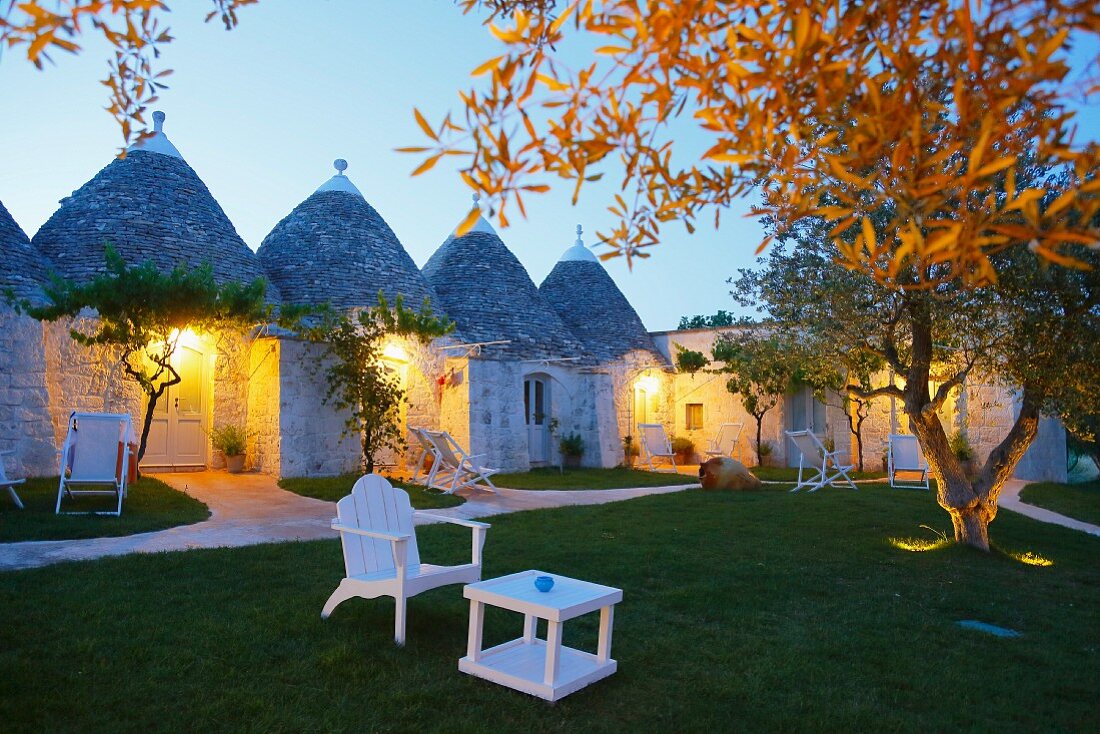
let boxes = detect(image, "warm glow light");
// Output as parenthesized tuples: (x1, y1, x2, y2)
(636, 375, 659, 393)
(382, 342, 408, 363)
(163, 328, 202, 352)
(889, 537, 950, 552)
(1011, 551, 1054, 567)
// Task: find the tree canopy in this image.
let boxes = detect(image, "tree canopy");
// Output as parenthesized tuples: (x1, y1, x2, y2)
(4, 1, 1096, 283)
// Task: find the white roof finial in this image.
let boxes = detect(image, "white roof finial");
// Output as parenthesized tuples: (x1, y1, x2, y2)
(559, 222, 598, 262)
(472, 191, 481, 207)
(315, 158, 363, 197)
(126, 109, 183, 159)
(153, 110, 165, 133)
(334, 158, 348, 176)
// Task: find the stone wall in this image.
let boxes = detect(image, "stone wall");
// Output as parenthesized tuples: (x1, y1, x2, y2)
(0, 308, 57, 476)
(467, 359, 529, 473)
(246, 336, 281, 474)
(439, 355, 472, 460)
(276, 339, 362, 477)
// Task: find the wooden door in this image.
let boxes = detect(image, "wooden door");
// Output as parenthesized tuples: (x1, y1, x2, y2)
(140, 344, 207, 470)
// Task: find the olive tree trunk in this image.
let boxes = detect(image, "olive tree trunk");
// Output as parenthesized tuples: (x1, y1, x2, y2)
(903, 297, 1040, 550)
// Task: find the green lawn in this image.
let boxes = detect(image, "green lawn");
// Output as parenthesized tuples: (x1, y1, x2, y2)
(752, 465, 889, 482)
(278, 473, 464, 509)
(1020, 480, 1100, 526)
(494, 467, 697, 490)
(0, 476, 209, 543)
(2, 484, 1097, 732)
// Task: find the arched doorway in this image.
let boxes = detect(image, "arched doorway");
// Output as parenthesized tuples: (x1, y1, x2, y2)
(141, 339, 211, 470)
(524, 375, 551, 465)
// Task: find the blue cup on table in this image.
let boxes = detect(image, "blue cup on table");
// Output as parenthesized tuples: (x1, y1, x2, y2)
(534, 575, 555, 592)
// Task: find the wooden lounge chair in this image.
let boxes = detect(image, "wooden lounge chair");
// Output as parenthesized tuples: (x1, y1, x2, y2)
(785, 430, 857, 492)
(422, 430, 498, 494)
(56, 412, 134, 516)
(0, 450, 25, 510)
(888, 434, 930, 490)
(322, 474, 491, 645)
(638, 423, 678, 473)
(705, 422, 744, 462)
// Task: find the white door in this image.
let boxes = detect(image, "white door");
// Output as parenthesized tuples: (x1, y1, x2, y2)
(525, 377, 550, 464)
(141, 344, 207, 469)
(786, 385, 827, 467)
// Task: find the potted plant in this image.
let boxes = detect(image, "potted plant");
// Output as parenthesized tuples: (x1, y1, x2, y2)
(622, 434, 640, 468)
(671, 436, 695, 464)
(949, 430, 976, 478)
(756, 440, 774, 467)
(559, 432, 585, 468)
(211, 424, 248, 473)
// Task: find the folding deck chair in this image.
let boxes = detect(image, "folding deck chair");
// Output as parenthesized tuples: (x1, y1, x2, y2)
(56, 412, 135, 516)
(422, 430, 499, 494)
(0, 451, 25, 510)
(408, 427, 440, 486)
(888, 434, 930, 490)
(638, 423, 678, 473)
(705, 422, 744, 462)
(785, 430, 857, 493)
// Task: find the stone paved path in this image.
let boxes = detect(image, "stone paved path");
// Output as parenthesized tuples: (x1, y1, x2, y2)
(999, 478, 1100, 538)
(0, 471, 698, 571)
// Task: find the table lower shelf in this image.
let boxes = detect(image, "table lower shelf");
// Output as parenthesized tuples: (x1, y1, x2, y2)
(459, 637, 617, 702)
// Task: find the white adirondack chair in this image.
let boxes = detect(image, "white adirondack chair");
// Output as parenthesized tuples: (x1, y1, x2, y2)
(786, 430, 857, 492)
(408, 427, 441, 486)
(56, 412, 134, 516)
(705, 422, 744, 462)
(422, 430, 498, 494)
(0, 450, 25, 510)
(322, 474, 491, 645)
(638, 423, 678, 472)
(888, 434, 930, 490)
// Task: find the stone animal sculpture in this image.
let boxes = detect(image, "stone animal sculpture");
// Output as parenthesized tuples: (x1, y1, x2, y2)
(699, 457, 761, 490)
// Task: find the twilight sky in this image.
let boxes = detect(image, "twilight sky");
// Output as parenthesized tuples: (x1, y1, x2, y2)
(1, 1, 1097, 332)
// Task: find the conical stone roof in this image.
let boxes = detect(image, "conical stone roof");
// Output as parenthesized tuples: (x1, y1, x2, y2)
(422, 203, 588, 361)
(258, 160, 438, 312)
(31, 112, 273, 298)
(540, 226, 666, 364)
(0, 199, 51, 306)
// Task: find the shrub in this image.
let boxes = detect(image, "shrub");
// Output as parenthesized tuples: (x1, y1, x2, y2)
(622, 435, 640, 457)
(671, 436, 695, 454)
(210, 425, 248, 457)
(757, 440, 774, 457)
(559, 432, 585, 457)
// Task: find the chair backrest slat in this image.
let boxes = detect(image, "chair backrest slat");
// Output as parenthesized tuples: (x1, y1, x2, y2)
(787, 430, 826, 465)
(426, 430, 463, 468)
(411, 428, 436, 456)
(889, 434, 925, 470)
(337, 475, 421, 577)
(638, 424, 672, 455)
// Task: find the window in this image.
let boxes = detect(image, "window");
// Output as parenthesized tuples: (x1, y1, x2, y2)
(686, 403, 704, 430)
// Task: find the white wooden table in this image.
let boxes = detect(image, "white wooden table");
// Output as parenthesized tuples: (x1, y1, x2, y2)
(459, 570, 622, 701)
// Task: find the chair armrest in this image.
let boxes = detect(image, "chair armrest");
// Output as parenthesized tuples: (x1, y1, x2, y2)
(330, 523, 410, 543)
(414, 512, 490, 529)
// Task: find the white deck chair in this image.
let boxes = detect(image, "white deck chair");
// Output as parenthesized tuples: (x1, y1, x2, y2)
(322, 474, 490, 645)
(705, 422, 744, 462)
(888, 434, 930, 490)
(786, 430, 857, 493)
(56, 412, 134, 516)
(408, 427, 441, 486)
(0, 451, 26, 510)
(638, 423, 678, 473)
(422, 430, 498, 494)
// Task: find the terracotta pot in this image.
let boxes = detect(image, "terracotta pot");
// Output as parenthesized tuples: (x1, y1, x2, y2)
(563, 455, 582, 469)
(675, 451, 694, 465)
(226, 454, 246, 473)
(624, 454, 637, 469)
